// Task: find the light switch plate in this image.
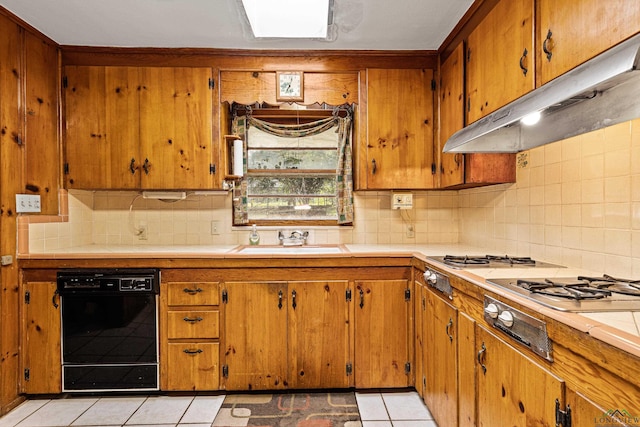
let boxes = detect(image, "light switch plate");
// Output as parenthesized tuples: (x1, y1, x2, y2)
(392, 192, 413, 210)
(16, 194, 41, 213)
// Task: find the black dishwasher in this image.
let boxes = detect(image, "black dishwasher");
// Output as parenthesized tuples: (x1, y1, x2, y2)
(57, 269, 159, 392)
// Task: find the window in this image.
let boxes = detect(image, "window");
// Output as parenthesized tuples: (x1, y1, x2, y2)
(246, 125, 339, 221)
(231, 106, 353, 226)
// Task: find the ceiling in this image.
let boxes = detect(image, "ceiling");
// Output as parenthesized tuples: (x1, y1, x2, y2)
(0, 0, 474, 51)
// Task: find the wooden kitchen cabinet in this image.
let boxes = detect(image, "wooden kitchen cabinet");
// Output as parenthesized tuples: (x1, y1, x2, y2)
(466, 0, 534, 124)
(361, 68, 435, 189)
(537, 0, 640, 85)
(476, 324, 564, 426)
(413, 280, 425, 398)
(160, 280, 220, 391)
(64, 66, 216, 190)
(423, 286, 458, 427)
(223, 280, 351, 390)
(354, 279, 410, 388)
(23, 32, 59, 215)
(438, 43, 516, 189)
(21, 281, 61, 394)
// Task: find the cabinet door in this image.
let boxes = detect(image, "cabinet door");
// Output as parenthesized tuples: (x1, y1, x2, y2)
(457, 312, 477, 427)
(223, 282, 288, 390)
(365, 69, 435, 189)
(538, 0, 640, 85)
(413, 280, 425, 398)
(24, 32, 59, 215)
(288, 281, 351, 389)
(64, 66, 140, 189)
(439, 44, 465, 188)
(138, 67, 213, 190)
(424, 289, 458, 427)
(466, 0, 534, 124)
(476, 325, 564, 426)
(565, 388, 624, 427)
(355, 279, 410, 388)
(22, 281, 61, 394)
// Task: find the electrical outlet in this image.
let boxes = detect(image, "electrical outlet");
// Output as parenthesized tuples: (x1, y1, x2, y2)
(392, 192, 413, 210)
(211, 220, 221, 235)
(16, 194, 41, 213)
(406, 224, 415, 238)
(138, 222, 148, 240)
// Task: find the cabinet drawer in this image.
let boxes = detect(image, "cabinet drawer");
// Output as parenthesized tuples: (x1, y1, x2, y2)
(167, 282, 219, 306)
(166, 342, 219, 390)
(167, 310, 219, 339)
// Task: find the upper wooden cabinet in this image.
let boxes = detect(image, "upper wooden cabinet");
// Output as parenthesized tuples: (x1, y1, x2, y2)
(438, 44, 516, 189)
(64, 66, 216, 190)
(537, 0, 640, 85)
(361, 68, 435, 190)
(24, 32, 59, 215)
(466, 0, 535, 124)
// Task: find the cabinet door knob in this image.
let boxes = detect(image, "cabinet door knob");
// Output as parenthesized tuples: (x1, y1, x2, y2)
(445, 318, 454, 342)
(278, 290, 283, 310)
(543, 29, 553, 61)
(371, 159, 377, 175)
(477, 342, 487, 374)
(291, 289, 297, 310)
(142, 158, 151, 175)
(359, 289, 365, 309)
(129, 158, 137, 175)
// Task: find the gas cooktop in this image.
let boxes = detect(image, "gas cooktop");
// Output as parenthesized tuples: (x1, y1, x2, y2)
(427, 255, 565, 269)
(487, 275, 640, 312)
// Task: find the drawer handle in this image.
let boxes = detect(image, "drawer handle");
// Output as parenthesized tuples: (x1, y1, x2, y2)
(183, 348, 203, 355)
(183, 287, 203, 295)
(183, 316, 203, 323)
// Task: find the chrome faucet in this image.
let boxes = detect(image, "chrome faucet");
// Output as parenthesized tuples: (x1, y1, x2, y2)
(278, 230, 309, 246)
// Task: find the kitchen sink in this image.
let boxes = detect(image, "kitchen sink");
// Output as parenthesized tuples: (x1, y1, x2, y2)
(233, 245, 345, 254)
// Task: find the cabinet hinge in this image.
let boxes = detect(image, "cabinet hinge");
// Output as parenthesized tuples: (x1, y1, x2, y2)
(346, 289, 352, 302)
(346, 362, 353, 376)
(405, 362, 411, 374)
(467, 47, 471, 62)
(555, 399, 572, 427)
(404, 289, 411, 302)
(222, 365, 229, 378)
(24, 368, 30, 382)
(422, 375, 426, 388)
(62, 76, 68, 88)
(430, 79, 436, 91)
(63, 163, 70, 175)
(222, 289, 228, 304)
(422, 296, 426, 311)
(209, 78, 215, 89)
(210, 163, 216, 174)
(24, 291, 30, 305)
(467, 98, 471, 113)
(431, 163, 436, 175)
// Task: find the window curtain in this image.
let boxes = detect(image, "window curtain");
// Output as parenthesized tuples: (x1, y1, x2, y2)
(231, 109, 354, 225)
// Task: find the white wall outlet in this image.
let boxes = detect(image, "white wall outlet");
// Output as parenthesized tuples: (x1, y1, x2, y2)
(406, 224, 415, 238)
(1, 255, 13, 266)
(211, 220, 221, 235)
(392, 192, 413, 210)
(15, 194, 41, 213)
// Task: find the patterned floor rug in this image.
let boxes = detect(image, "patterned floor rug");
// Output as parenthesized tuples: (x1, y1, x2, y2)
(212, 391, 362, 427)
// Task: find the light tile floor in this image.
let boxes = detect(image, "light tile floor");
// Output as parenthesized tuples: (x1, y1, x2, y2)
(0, 391, 437, 427)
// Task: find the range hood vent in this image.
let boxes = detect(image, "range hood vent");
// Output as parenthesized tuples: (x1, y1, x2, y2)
(443, 33, 640, 153)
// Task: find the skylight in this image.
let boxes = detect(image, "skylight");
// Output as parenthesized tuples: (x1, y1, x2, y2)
(241, 0, 331, 39)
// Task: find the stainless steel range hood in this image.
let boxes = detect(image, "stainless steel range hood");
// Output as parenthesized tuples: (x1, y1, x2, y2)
(443, 33, 640, 153)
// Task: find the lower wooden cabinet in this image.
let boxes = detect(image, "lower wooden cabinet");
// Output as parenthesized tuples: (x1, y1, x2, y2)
(21, 280, 62, 394)
(222, 280, 352, 390)
(354, 279, 411, 388)
(476, 324, 564, 426)
(166, 342, 219, 390)
(160, 280, 220, 391)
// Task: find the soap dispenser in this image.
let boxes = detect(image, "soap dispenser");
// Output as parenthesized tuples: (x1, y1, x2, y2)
(249, 224, 260, 245)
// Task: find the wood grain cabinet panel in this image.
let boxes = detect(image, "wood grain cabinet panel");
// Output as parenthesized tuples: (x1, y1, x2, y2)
(222, 280, 352, 390)
(363, 68, 435, 189)
(476, 324, 564, 426)
(21, 281, 62, 394)
(166, 342, 219, 391)
(537, 0, 640, 85)
(466, 0, 534, 124)
(64, 66, 215, 190)
(354, 279, 410, 388)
